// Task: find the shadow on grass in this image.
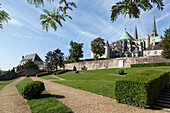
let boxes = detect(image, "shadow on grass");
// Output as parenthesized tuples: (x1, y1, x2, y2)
(37, 93, 65, 99)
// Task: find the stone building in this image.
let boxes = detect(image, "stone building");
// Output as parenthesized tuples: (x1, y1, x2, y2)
(91, 17, 163, 58)
(20, 53, 44, 65)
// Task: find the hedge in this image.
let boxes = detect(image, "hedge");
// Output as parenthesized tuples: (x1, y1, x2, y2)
(21, 81, 45, 99)
(131, 62, 170, 68)
(53, 70, 71, 75)
(115, 70, 170, 107)
(36, 72, 49, 77)
(117, 69, 124, 75)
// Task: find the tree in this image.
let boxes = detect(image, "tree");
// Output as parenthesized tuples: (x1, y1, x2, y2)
(69, 41, 83, 62)
(0, 68, 2, 75)
(160, 27, 170, 59)
(0, 4, 10, 29)
(1, 0, 165, 31)
(91, 37, 105, 59)
(111, 0, 164, 22)
(16, 60, 39, 72)
(45, 48, 64, 70)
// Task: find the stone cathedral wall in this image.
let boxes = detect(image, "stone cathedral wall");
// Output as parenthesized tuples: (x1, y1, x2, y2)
(63, 56, 170, 70)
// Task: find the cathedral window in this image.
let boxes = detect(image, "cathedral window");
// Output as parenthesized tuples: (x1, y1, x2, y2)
(154, 51, 157, 55)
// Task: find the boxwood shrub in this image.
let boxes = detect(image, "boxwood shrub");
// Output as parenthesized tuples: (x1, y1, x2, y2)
(131, 62, 170, 68)
(115, 70, 169, 107)
(118, 69, 124, 75)
(36, 72, 49, 77)
(21, 81, 45, 100)
(75, 71, 79, 74)
(73, 66, 77, 71)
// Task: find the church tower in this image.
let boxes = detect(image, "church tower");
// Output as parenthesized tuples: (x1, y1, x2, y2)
(134, 26, 138, 40)
(151, 17, 158, 37)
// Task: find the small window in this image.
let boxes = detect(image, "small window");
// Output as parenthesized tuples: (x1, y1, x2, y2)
(148, 51, 150, 55)
(154, 51, 157, 55)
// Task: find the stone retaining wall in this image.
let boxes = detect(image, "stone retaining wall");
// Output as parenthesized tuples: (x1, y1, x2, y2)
(64, 56, 170, 70)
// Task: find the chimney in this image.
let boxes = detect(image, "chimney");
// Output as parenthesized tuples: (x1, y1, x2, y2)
(153, 39, 155, 46)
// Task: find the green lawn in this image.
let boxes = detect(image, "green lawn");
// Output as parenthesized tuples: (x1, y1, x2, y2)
(53, 66, 170, 99)
(16, 77, 72, 113)
(40, 75, 58, 80)
(0, 78, 19, 91)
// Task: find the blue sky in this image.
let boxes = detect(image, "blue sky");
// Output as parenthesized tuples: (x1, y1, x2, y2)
(0, 0, 170, 70)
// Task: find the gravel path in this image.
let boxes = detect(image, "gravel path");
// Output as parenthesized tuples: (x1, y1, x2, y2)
(31, 77, 163, 113)
(0, 77, 31, 113)
(51, 75, 66, 80)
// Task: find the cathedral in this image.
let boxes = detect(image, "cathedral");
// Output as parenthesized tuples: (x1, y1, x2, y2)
(91, 17, 163, 58)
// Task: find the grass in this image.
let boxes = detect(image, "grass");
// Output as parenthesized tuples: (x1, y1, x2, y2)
(16, 77, 72, 113)
(0, 78, 19, 91)
(53, 66, 170, 99)
(40, 75, 58, 80)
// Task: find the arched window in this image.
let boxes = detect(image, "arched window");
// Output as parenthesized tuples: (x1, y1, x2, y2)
(154, 51, 157, 55)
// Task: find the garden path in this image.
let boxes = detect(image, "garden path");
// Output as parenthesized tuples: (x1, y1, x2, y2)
(50, 74, 66, 80)
(31, 77, 163, 113)
(0, 77, 31, 113)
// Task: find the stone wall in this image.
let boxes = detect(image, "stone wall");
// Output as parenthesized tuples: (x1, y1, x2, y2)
(64, 56, 170, 70)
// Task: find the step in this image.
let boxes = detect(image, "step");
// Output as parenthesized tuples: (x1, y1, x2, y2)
(153, 103, 170, 108)
(155, 99, 170, 104)
(151, 106, 170, 112)
(157, 97, 170, 101)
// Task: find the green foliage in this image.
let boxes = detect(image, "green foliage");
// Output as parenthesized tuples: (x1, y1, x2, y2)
(53, 70, 71, 75)
(111, 0, 164, 22)
(131, 62, 170, 68)
(115, 70, 169, 107)
(160, 27, 170, 59)
(117, 69, 124, 75)
(28, 0, 77, 32)
(25, 74, 29, 77)
(75, 71, 79, 74)
(45, 49, 64, 71)
(91, 37, 105, 59)
(0, 4, 11, 29)
(21, 81, 45, 100)
(73, 66, 76, 71)
(0, 78, 18, 91)
(16, 60, 39, 72)
(40, 75, 58, 80)
(63, 59, 76, 64)
(69, 41, 83, 62)
(16, 78, 71, 113)
(36, 72, 49, 77)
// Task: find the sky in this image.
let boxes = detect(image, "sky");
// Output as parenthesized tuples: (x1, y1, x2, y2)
(0, 0, 170, 70)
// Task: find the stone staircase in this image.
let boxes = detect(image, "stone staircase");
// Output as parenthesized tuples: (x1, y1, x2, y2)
(151, 85, 170, 112)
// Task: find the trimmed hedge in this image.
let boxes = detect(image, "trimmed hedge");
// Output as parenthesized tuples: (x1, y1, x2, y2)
(21, 81, 45, 99)
(118, 69, 124, 75)
(53, 70, 71, 75)
(73, 66, 77, 71)
(75, 71, 79, 74)
(115, 70, 170, 107)
(131, 62, 170, 68)
(36, 72, 49, 77)
(25, 74, 29, 77)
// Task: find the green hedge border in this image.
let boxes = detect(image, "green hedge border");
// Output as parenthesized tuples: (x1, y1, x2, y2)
(131, 62, 170, 68)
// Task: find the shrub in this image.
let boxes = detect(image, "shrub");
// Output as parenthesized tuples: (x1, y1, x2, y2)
(25, 74, 29, 77)
(36, 72, 49, 77)
(118, 69, 124, 75)
(75, 71, 79, 74)
(131, 62, 170, 68)
(56, 70, 71, 75)
(73, 66, 77, 71)
(21, 81, 45, 99)
(115, 70, 169, 107)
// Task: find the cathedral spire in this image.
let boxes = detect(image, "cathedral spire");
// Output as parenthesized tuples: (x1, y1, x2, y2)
(151, 17, 158, 37)
(134, 26, 138, 40)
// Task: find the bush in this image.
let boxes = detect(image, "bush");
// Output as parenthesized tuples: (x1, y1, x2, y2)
(21, 81, 45, 99)
(118, 69, 124, 75)
(73, 66, 77, 71)
(25, 74, 29, 77)
(115, 70, 169, 107)
(54, 70, 71, 75)
(75, 71, 79, 74)
(36, 72, 49, 77)
(131, 62, 170, 68)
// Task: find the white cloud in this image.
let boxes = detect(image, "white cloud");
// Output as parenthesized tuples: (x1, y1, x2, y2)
(9, 18, 23, 26)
